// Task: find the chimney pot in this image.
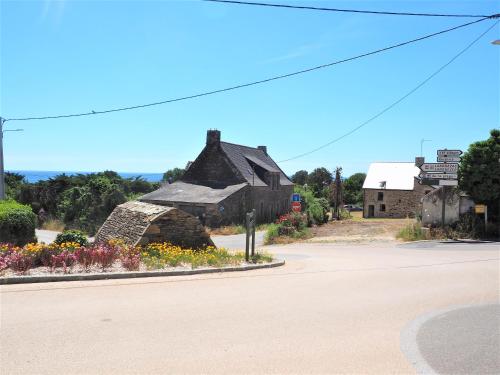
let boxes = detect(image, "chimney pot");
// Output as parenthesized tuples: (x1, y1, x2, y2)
(257, 146, 267, 155)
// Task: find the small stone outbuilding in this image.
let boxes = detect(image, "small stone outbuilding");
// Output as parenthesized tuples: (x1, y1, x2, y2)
(95, 201, 214, 249)
(421, 188, 475, 226)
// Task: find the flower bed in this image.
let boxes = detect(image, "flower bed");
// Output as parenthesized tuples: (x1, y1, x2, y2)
(0, 240, 273, 277)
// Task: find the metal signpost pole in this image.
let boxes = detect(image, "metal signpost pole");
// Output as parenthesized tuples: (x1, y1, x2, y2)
(441, 186, 446, 228)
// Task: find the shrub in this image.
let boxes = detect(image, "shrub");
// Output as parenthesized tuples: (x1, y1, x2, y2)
(74, 247, 95, 271)
(264, 223, 280, 244)
(397, 221, 426, 241)
(265, 213, 310, 244)
(294, 186, 328, 225)
(55, 230, 88, 246)
(0, 200, 37, 246)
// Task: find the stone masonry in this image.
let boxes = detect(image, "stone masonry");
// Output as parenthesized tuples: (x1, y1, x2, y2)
(95, 201, 214, 249)
(363, 179, 432, 218)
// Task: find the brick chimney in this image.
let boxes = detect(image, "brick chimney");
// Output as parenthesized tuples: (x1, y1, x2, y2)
(206, 129, 221, 146)
(257, 146, 267, 155)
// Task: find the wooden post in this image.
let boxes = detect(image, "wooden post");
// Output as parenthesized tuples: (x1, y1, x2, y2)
(245, 212, 250, 262)
(251, 209, 256, 256)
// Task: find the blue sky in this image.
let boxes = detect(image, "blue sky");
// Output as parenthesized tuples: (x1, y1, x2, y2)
(1, 0, 498, 177)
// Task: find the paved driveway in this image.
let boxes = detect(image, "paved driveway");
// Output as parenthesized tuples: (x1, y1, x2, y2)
(1, 241, 498, 374)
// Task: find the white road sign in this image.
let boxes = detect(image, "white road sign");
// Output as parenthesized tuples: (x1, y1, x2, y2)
(419, 173, 458, 180)
(437, 156, 461, 162)
(420, 163, 459, 173)
(439, 180, 458, 186)
(437, 149, 462, 157)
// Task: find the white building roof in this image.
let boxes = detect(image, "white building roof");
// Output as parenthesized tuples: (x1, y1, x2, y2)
(363, 162, 419, 190)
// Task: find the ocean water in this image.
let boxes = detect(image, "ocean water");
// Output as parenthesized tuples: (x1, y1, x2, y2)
(8, 170, 164, 183)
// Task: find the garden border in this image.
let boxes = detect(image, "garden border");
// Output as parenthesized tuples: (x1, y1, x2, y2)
(0, 259, 285, 285)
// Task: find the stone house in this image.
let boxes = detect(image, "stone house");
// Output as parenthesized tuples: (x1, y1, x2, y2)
(362, 162, 434, 218)
(140, 130, 294, 227)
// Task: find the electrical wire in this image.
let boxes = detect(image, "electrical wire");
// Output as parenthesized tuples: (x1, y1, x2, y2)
(278, 20, 499, 163)
(203, 0, 496, 18)
(3, 17, 493, 122)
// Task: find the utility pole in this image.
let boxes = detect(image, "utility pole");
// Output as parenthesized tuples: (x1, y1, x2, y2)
(420, 139, 431, 157)
(0, 117, 5, 200)
(0, 117, 23, 200)
(334, 167, 342, 219)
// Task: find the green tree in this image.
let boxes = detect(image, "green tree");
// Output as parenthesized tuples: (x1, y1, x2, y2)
(291, 170, 308, 185)
(459, 129, 500, 221)
(162, 168, 185, 183)
(306, 168, 332, 197)
(4, 172, 26, 200)
(343, 173, 366, 205)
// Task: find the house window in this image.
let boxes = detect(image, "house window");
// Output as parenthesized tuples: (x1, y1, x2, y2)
(377, 192, 384, 201)
(380, 204, 386, 212)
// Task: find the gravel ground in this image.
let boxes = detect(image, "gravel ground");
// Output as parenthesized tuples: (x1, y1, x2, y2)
(309, 218, 410, 243)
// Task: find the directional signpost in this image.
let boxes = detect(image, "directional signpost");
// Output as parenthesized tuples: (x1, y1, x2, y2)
(419, 172, 458, 180)
(416, 149, 462, 227)
(420, 163, 459, 173)
(437, 150, 462, 162)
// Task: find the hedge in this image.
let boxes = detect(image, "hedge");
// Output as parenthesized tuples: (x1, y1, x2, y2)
(0, 200, 37, 246)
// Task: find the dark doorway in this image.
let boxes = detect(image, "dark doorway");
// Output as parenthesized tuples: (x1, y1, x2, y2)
(368, 205, 375, 218)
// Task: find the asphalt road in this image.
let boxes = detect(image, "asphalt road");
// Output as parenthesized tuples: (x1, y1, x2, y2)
(416, 304, 500, 375)
(1, 241, 498, 374)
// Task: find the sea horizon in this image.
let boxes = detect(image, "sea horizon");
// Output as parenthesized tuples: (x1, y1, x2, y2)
(8, 170, 164, 183)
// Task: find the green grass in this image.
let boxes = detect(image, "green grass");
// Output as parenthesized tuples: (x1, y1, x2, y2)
(396, 221, 426, 241)
(250, 252, 274, 263)
(264, 224, 310, 245)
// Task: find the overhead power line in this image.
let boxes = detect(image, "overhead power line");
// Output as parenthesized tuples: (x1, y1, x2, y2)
(278, 20, 499, 163)
(3, 17, 493, 122)
(203, 0, 496, 18)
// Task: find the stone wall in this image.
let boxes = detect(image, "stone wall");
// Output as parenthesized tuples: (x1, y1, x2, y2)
(95, 201, 214, 248)
(363, 179, 433, 218)
(251, 185, 294, 223)
(422, 188, 475, 227)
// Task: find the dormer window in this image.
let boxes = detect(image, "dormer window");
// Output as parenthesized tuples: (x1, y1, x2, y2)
(379, 181, 386, 189)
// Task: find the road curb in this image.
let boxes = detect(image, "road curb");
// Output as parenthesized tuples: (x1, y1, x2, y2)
(0, 259, 285, 285)
(397, 239, 497, 246)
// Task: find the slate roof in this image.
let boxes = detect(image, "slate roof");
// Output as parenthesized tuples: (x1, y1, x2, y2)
(139, 181, 248, 204)
(363, 162, 420, 190)
(220, 142, 293, 187)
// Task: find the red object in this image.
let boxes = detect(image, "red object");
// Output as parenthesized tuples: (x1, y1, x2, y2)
(291, 202, 301, 212)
